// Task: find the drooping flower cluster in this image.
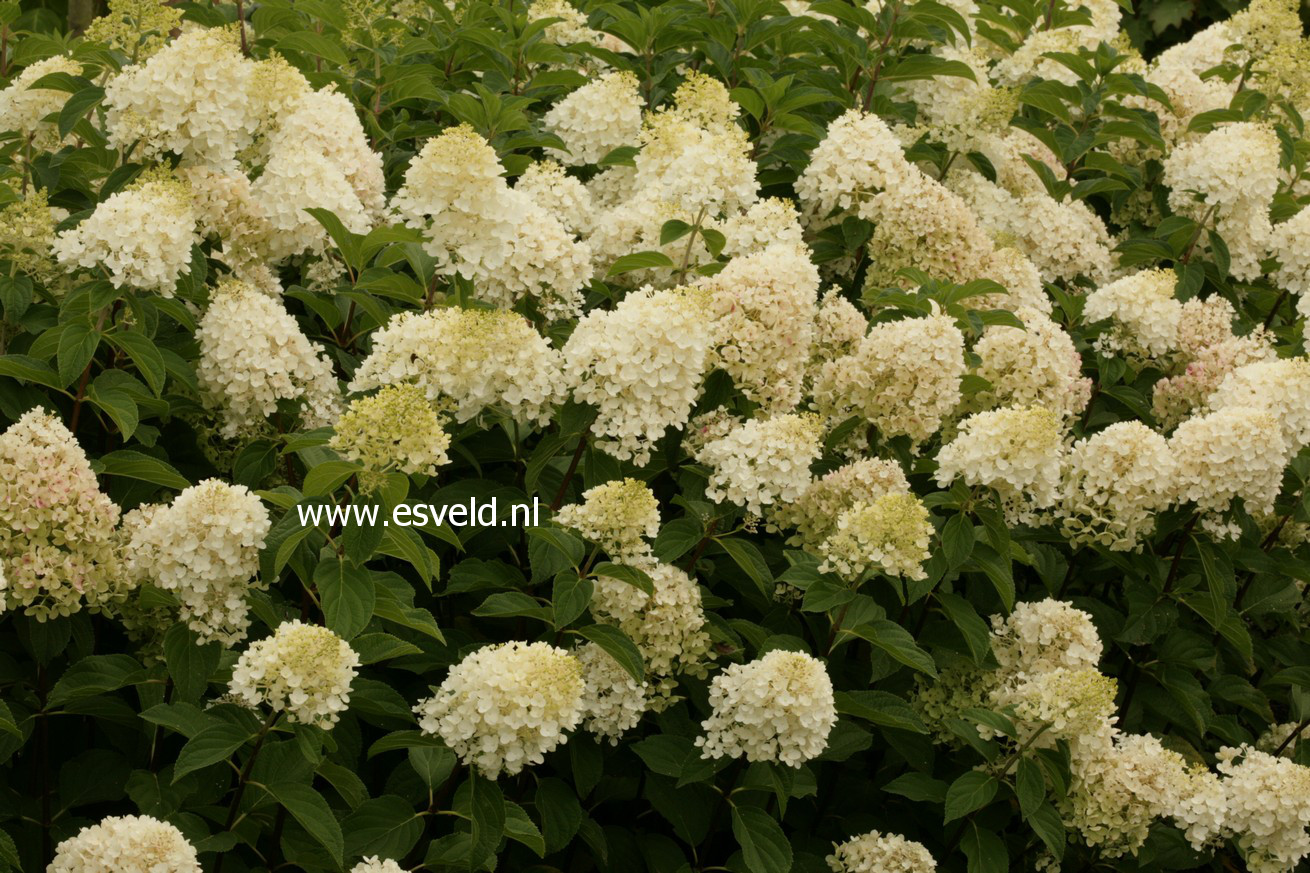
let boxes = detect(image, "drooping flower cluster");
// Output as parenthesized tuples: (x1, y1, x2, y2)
(0, 409, 126, 619)
(826, 830, 938, 873)
(543, 70, 645, 165)
(697, 649, 837, 767)
(125, 479, 271, 645)
(414, 641, 585, 777)
(50, 814, 201, 873)
(350, 307, 565, 426)
(196, 279, 342, 437)
(1059, 422, 1177, 550)
(1083, 269, 1182, 361)
(771, 457, 911, 552)
(228, 620, 361, 728)
(554, 478, 661, 562)
(1169, 405, 1288, 536)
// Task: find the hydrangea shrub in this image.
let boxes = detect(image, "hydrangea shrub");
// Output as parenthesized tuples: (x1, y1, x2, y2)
(0, 0, 1309, 871)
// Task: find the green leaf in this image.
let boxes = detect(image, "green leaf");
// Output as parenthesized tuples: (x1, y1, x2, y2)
(276, 31, 350, 67)
(944, 771, 998, 822)
(105, 331, 166, 396)
(85, 385, 138, 441)
(536, 778, 583, 853)
(941, 514, 975, 569)
(58, 84, 104, 139)
(660, 219, 693, 246)
(553, 571, 593, 629)
(267, 781, 345, 865)
(49, 654, 144, 705)
(844, 620, 938, 677)
(315, 556, 376, 641)
(343, 795, 423, 859)
(576, 624, 645, 682)
(468, 774, 505, 872)
(57, 322, 99, 388)
(409, 746, 457, 790)
(161, 625, 221, 704)
(936, 592, 992, 664)
(881, 771, 948, 803)
(303, 460, 363, 496)
(172, 723, 249, 784)
(606, 250, 675, 277)
(504, 801, 547, 857)
(96, 450, 190, 489)
(961, 822, 1008, 873)
(1015, 757, 1046, 817)
(717, 537, 773, 600)
(834, 690, 928, 733)
(1029, 801, 1066, 858)
(0, 354, 62, 390)
(730, 806, 792, 873)
(592, 561, 654, 597)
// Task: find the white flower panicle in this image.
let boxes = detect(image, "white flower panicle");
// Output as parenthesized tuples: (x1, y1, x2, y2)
(703, 244, 819, 411)
(1208, 745, 1310, 873)
(50, 814, 201, 873)
(818, 493, 934, 582)
(53, 175, 198, 293)
(229, 620, 360, 728)
(576, 641, 649, 743)
(1208, 358, 1310, 453)
(697, 649, 837, 767)
(543, 71, 644, 165)
(1168, 405, 1288, 529)
(515, 159, 596, 237)
(970, 309, 1091, 420)
(126, 479, 270, 645)
(771, 457, 911, 552)
(0, 408, 126, 620)
(989, 599, 1103, 676)
(826, 830, 938, 873)
(350, 307, 566, 426)
(698, 413, 824, 515)
(935, 405, 1065, 522)
(1083, 269, 1183, 360)
(814, 312, 965, 444)
(997, 666, 1119, 751)
(592, 558, 714, 685)
(414, 641, 585, 778)
(251, 142, 375, 261)
(391, 124, 592, 318)
(563, 285, 715, 464)
(104, 27, 259, 167)
(554, 478, 660, 562)
(796, 109, 914, 220)
(330, 384, 452, 489)
(1163, 122, 1281, 221)
(196, 279, 342, 437)
(1059, 422, 1177, 550)
(0, 56, 82, 149)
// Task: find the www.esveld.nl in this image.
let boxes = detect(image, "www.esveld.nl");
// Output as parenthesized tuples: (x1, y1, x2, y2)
(295, 497, 540, 529)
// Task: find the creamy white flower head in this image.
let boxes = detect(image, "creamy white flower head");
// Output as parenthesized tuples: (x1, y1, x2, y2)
(713, 197, 807, 258)
(1164, 122, 1281, 221)
(251, 141, 375, 261)
(698, 413, 824, 515)
(1060, 422, 1176, 550)
(543, 71, 644, 165)
(1271, 207, 1310, 294)
(1168, 405, 1288, 528)
(576, 641, 649, 743)
(331, 384, 451, 490)
(181, 166, 277, 276)
(0, 408, 126, 620)
(229, 620, 360, 728)
(591, 558, 713, 686)
(1211, 745, 1310, 872)
(515, 159, 595, 237)
(818, 493, 934, 582)
(827, 830, 937, 873)
(555, 478, 660, 562)
(1257, 722, 1310, 757)
(350, 307, 566, 426)
(563, 285, 715, 464)
(104, 27, 260, 167)
(796, 109, 915, 220)
(414, 641, 585, 778)
(1063, 733, 1196, 858)
(350, 858, 407, 873)
(771, 458, 910, 552)
(196, 279, 342, 437)
(0, 56, 81, 149)
(126, 479, 270, 645)
(989, 599, 1103, 676)
(935, 405, 1065, 522)
(697, 649, 837, 767)
(971, 308, 1091, 420)
(1083, 269, 1183, 360)
(702, 244, 819, 411)
(1209, 358, 1310, 453)
(814, 312, 965, 445)
(50, 814, 201, 873)
(53, 175, 198, 294)
(808, 289, 867, 382)
(994, 667, 1118, 752)
(391, 124, 592, 318)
